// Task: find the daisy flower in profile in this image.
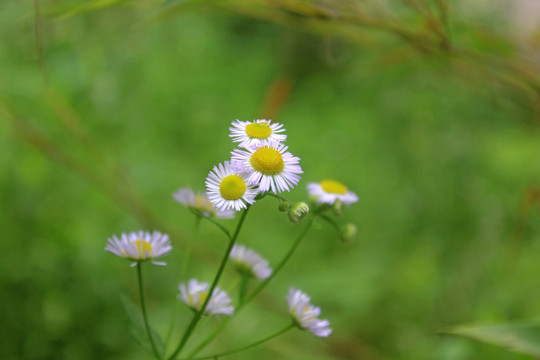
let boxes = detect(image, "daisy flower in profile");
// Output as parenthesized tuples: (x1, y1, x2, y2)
(287, 287, 332, 337)
(206, 161, 259, 211)
(307, 180, 358, 206)
(231, 140, 302, 194)
(172, 187, 234, 219)
(230, 244, 272, 280)
(105, 231, 172, 266)
(178, 279, 234, 316)
(230, 119, 286, 148)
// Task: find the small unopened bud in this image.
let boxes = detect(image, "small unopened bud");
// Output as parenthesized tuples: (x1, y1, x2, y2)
(288, 202, 310, 223)
(332, 200, 344, 217)
(278, 201, 291, 212)
(340, 223, 357, 243)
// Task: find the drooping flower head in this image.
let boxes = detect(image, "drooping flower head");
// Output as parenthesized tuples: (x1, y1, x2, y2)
(178, 279, 234, 316)
(287, 287, 332, 337)
(230, 119, 286, 149)
(173, 187, 234, 219)
(230, 244, 272, 280)
(105, 231, 172, 266)
(231, 140, 302, 194)
(206, 161, 259, 211)
(307, 180, 358, 206)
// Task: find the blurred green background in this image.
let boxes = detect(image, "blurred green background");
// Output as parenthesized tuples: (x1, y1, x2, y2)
(2, 0, 540, 359)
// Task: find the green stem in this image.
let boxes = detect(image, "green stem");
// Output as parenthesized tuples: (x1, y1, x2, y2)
(265, 192, 289, 203)
(191, 209, 231, 239)
(137, 262, 161, 359)
(184, 322, 225, 360)
(184, 215, 316, 360)
(164, 216, 202, 356)
(188, 323, 295, 360)
(167, 205, 251, 360)
(224, 275, 241, 295)
(240, 215, 315, 309)
(317, 213, 340, 233)
(238, 271, 251, 303)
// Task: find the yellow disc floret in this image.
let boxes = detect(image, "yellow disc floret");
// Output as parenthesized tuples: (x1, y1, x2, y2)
(245, 122, 272, 139)
(220, 175, 246, 200)
(320, 180, 348, 195)
(194, 195, 205, 209)
(194, 194, 214, 213)
(133, 239, 153, 257)
(250, 146, 284, 175)
(303, 305, 317, 321)
(189, 292, 209, 309)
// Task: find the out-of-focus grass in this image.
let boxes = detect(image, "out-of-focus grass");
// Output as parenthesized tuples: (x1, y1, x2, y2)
(1, 1, 540, 359)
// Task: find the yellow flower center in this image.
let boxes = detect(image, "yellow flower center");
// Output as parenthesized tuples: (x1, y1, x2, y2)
(302, 305, 316, 321)
(189, 292, 209, 309)
(219, 175, 246, 200)
(245, 122, 272, 139)
(320, 180, 348, 195)
(194, 194, 214, 213)
(250, 146, 284, 175)
(194, 195, 205, 208)
(133, 239, 153, 257)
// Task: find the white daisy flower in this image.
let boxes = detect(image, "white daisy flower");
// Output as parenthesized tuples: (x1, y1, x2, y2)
(178, 279, 234, 316)
(306, 180, 358, 206)
(231, 141, 303, 194)
(230, 244, 272, 280)
(229, 119, 286, 148)
(287, 287, 332, 337)
(172, 187, 234, 219)
(105, 231, 172, 266)
(205, 161, 259, 212)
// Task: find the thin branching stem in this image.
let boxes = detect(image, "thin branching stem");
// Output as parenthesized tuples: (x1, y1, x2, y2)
(184, 213, 316, 360)
(191, 209, 231, 239)
(186, 323, 295, 360)
(318, 213, 341, 233)
(264, 192, 289, 203)
(167, 206, 251, 360)
(163, 215, 203, 355)
(137, 262, 161, 359)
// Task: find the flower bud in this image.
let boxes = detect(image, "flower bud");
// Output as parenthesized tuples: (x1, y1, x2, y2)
(288, 202, 310, 223)
(332, 199, 344, 217)
(278, 201, 291, 212)
(340, 223, 357, 243)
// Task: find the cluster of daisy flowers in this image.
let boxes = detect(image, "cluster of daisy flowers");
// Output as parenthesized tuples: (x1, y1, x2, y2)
(175, 243, 273, 317)
(103, 118, 366, 360)
(104, 230, 332, 337)
(206, 119, 303, 211)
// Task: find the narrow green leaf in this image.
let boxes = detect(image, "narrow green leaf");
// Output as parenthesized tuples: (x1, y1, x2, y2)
(446, 321, 540, 356)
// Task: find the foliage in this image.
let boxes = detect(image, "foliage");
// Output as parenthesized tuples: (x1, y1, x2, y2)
(1, 0, 540, 359)
(447, 322, 540, 357)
